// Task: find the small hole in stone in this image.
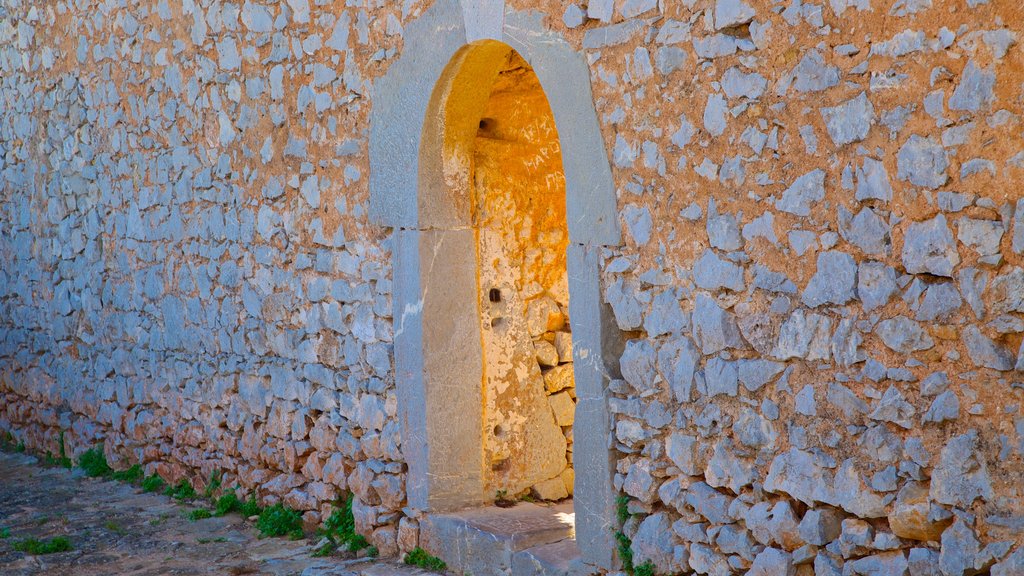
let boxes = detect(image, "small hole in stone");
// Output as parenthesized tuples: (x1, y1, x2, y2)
(489, 288, 501, 303)
(479, 117, 496, 131)
(491, 317, 505, 330)
(493, 425, 504, 437)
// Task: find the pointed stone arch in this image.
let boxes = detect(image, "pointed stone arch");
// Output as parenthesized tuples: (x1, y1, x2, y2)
(368, 1, 621, 569)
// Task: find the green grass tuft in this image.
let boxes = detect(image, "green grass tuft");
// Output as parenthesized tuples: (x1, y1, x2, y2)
(203, 470, 222, 499)
(404, 547, 447, 572)
(12, 536, 73, 555)
(615, 531, 634, 573)
(188, 509, 213, 521)
(111, 464, 144, 484)
(0, 527, 9, 539)
(616, 495, 630, 525)
(634, 561, 655, 576)
(141, 474, 166, 493)
(214, 492, 242, 516)
(79, 448, 112, 478)
(103, 520, 127, 535)
(240, 495, 263, 517)
(164, 479, 197, 501)
(256, 504, 303, 539)
(314, 495, 371, 556)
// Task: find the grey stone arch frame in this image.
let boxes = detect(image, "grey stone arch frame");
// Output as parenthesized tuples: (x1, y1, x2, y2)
(367, 0, 623, 568)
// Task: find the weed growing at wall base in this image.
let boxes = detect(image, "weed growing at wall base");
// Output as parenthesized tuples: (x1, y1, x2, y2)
(141, 474, 166, 493)
(614, 495, 635, 574)
(404, 547, 447, 572)
(314, 494, 373, 557)
(165, 480, 197, 501)
(256, 504, 303, 539)
(79, 448, 112, 477)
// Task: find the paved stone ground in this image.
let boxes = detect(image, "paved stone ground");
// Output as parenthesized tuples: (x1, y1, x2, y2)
(0, 451, 430, 576)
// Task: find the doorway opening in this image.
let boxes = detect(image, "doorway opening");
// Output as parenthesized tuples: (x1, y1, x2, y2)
(414, 40, 579, 572)
(473, 49, 575, 504)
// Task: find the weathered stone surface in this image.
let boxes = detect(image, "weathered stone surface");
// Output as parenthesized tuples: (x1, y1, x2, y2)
(962, 325, 1016, 370)
(764, 448, 834, 506)
(993, 547, 1024, 576)
(821, 92, 874, 146)
(666, 432, 706, 476)
(922, 390, 960, 425)
(858, 262, 898, 312)
(798, 508, 843, 546)
(832, 458, 890, 518)
(902, 215, 960, 277)
(840, 207, 891, 256)
(621, 339, 659, 394)
(631, 513, 681, 573)
(949, 60, 995, 112)
(846, 551, 910, 576)
(777, 169, 826, 216)
(914, 282, 962, 322)
(543, 364, 574, 393)
(773, 310, 832, 360)
(747, 547, 796, 576)
(897, 135, 949, 189)
(692, 293, 746, 355)
(706, 199, 743, 251)
(802, 250, 858, 307)
(930, 430, 994, 508)
(856, 158, 894, 203)
(868, 386, 916, 429)
(875, 316, 934, 354)
(693, 249, 745, 292)
(705, 437, 754, 491)
(548, 392, 575, 427)
(657, 336, 701, 403)
(888, 482, 952, 541)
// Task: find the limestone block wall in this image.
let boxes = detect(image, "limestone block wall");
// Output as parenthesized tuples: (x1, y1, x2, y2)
(2, 0, 1024, 573)
(582, 0, 1024, 573)
(0, 0, 407, 555)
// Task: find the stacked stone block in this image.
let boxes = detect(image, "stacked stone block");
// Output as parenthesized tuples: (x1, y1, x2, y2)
(528, 295, 576, 501)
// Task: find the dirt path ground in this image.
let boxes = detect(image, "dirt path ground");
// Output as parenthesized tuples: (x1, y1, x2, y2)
(0, 451, 429, 576)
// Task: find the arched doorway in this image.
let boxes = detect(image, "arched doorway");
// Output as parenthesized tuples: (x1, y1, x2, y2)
(368, 3, 622, 570)
(423, 40, 575, 504)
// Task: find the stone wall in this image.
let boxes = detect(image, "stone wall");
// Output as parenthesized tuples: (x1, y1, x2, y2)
(2, 0, 1024, 573)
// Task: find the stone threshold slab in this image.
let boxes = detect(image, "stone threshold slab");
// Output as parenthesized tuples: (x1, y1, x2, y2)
(420, 500, 577, 576)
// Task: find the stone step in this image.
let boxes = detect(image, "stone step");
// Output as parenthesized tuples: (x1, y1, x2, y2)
(511, 539, 580, 576)
(420, 501, 576, 576)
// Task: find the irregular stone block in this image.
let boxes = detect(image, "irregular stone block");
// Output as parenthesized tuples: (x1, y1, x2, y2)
(777, 169, 826, 216)
(821, 92, 874, 146)
(930, 429, 993, 508)
(889, 482, 952, 541)
(875, 316, 934, 354)
(897, 135, 948, 189)
(802, 250, 858, 307)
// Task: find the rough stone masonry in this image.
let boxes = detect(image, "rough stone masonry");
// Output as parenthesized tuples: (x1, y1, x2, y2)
(1, 0, 1023, 574)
